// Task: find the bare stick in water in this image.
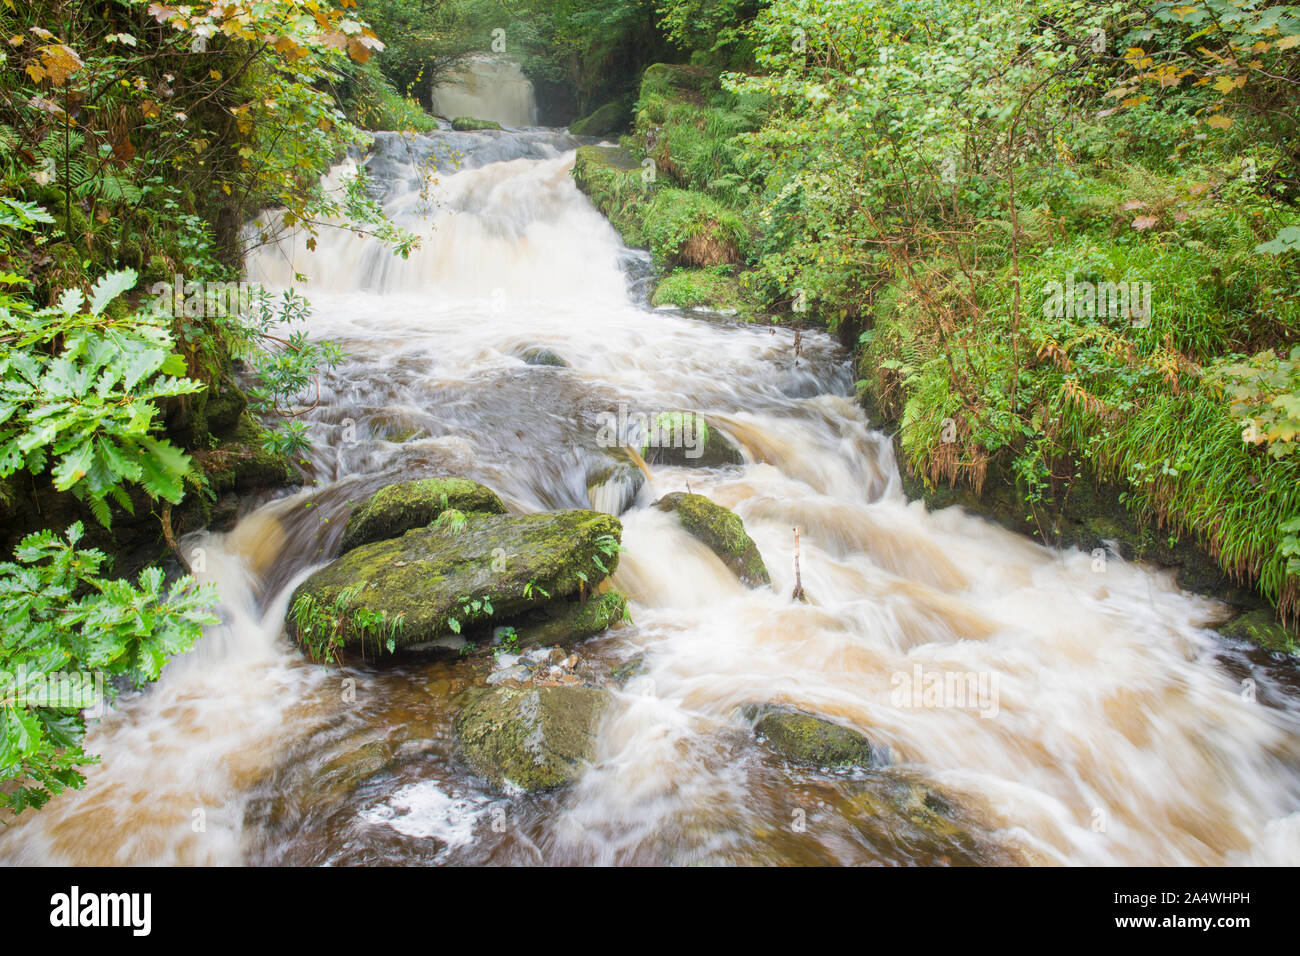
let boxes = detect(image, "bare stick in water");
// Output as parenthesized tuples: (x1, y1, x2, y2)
(792, 526, 807, 602)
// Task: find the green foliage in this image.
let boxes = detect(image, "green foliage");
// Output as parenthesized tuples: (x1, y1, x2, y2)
(632, 0, 1300, 620)
(0, 522, 218, 813)
(291, 585, 407, 662)
(642, 188, 749, 267)
(0, 267, 203, 525)
(1207, 347, 1300, 460)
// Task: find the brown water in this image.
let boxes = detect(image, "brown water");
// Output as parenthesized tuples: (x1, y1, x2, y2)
(3, 121, 1299, 867)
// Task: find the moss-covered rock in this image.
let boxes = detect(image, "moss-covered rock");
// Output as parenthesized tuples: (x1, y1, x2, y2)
(639, 412, 743, 469)
(571, 144, 647, 247)
(454, 685, 610, 791)
(1219, 609, 1298, 655)
(451, 116, 502, 131)
(570, 100, 631, 137)
(192, 415, 294, 497)
(339, 477, 507, 555)
(512, 590, 629, 650)
(654, 492, 768, 586)
(642, 188, 749, 268)
(286, 509, 623, 653)
(639, 63, 719, 104)
(751, 707, 876, 768)
(651, 266, 749, 313)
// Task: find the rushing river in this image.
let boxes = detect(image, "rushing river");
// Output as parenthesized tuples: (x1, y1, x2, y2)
(3, 118, 1300, 867)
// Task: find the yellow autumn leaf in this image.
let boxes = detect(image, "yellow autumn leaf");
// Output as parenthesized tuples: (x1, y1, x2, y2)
(1206, 114, 1233, 129)
(1278, 34, 1300, 50)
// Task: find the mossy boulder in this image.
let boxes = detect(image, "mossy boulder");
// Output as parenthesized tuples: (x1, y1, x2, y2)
(192, 415, 294, 496)
(653, 492, 769, 586)
(512, 590, 629, 650)
(642, 188, 749, 268)
(286, 509, 622, 653)
(651, 266, 749, 313)
(339, 477, 507, 555)
(1219, 609, 1298, 655)
(451, 116, 502, 131)
(751, 707, 876, 768)
(639, 63, 719, 104)
(455, 685, 610, 792)
(570, 100, 631, 137)
(639, 412, 743, 468)
(571, 144, 647, 247)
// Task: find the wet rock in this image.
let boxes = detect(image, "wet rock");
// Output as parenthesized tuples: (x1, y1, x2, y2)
(837, 772, 1022, 865)
(586, 453, 645, 514)
(750, 706, 877, 768)
(512, 591, 629, 650)
(454, 685, 610, 792)
(287, 509, 623, 653)
(609, 655, 647, 687)
(1219, 609, 1298, 655)
(486, 664, 532, 685)
(653, 492, 769, 586)
(639, 412, 744, 468)
(518, 346, 570, 368)
(338, 477, 507, 555)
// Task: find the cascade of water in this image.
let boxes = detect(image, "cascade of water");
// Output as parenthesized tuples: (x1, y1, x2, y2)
(5, 122, 1297, 867)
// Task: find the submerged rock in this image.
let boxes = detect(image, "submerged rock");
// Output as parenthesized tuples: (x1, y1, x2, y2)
(750, 707, 877, 768)
(287, 509, 623, 653)
(653, 492, 770, 586)
(512, 590, 629, 650)
(454, 685, 610, 791)
(517, 346, 570, 368)
(338, 477, 507, 555)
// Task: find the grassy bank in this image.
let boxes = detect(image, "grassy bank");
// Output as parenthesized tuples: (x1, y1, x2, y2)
(573, 0, 1300, 643)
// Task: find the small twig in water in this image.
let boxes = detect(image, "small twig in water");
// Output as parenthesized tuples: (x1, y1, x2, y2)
(792, 526, 807, 603)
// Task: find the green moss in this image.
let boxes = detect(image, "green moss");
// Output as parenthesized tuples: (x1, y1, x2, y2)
(642, 188, 749, 268)
(651, 266, 750, 313)
(752, 708, 876, 768)
(345, 61, 438, 133)
(1219, 610, 1298, 655)
(639, 63, 719, 103)
(339, 477, 507, 555)
(641, 417, 744, 469)
(193, 414, 293, 496)
(451, 116, 502, 131)
(570, 100, 631, 137)
(286, 509, 623, 653)
(513, 590, 629, 650)
(653, 492, 769, 586)
(571, 144, 648, 247)
(454, 685, 610, 791)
